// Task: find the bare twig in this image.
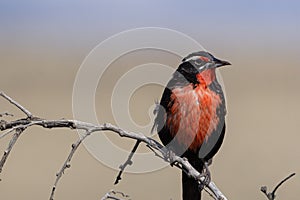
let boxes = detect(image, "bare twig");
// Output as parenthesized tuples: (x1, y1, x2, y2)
(271, 173, 296, 196)
(261, 173, 296, 200)
(49, 129, 93, 200)
(0, 93, 228, 200)
(0, 112, 13, 117)
(101, 190, 130, 200)
(0, 92, 32, 118)
(0, 127, 16, 139)
(114, 140, 141, 185)
(0, 128, 24, 173)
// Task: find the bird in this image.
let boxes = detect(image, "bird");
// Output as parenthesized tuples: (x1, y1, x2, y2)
(152, 51, 230, 200)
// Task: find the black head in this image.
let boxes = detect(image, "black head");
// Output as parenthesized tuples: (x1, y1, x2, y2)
(182, 51, 231, 72)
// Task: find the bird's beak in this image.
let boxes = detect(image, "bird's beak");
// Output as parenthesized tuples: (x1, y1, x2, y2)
(214, 58, 231, 68)
(215, 59, 231, 68)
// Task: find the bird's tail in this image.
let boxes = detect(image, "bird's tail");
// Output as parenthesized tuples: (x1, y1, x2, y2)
(182, 153, 203, 200)
(182, 171, 202, 200)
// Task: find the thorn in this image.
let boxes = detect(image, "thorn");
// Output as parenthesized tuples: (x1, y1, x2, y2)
(114, 178, 120, 185)
(261, 186, 267, 194)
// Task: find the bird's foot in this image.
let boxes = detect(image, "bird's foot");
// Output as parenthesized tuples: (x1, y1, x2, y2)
(198, 162, 211, 190)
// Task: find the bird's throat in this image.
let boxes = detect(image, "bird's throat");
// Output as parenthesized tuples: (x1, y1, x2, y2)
(196, 69, 216, 87)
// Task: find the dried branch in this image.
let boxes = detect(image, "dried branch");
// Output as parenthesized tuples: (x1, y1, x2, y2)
(0, 92, 228, 200)
(0, 112, 13, 117)
(0, 127, 16, 139)
(101, 190, 131, 200)
(0, 92, 32, 118)
(0, 128, 24, 174)
(114, 140, 141, 185)
(261, 173, 296, 200)
(49, 129, 93, 200)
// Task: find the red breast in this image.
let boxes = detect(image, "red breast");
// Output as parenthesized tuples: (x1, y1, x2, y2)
(167, 69, 222, 152)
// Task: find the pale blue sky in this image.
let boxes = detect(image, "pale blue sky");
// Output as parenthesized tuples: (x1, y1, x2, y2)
(0, 0, 299, 54)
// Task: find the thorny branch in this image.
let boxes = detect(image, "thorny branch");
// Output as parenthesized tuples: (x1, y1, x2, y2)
(0, 112, 13, 117)
(114, 140, 141, 185)
(261, 173, 296, 200)
(0, 92, 228, 199)
(0, 92, 32, 118)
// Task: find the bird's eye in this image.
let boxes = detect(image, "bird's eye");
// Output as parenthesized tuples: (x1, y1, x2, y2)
(198, 56, 210, 62)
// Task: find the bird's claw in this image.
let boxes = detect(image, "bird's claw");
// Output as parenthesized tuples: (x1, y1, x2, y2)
(198, 162, 211, 190)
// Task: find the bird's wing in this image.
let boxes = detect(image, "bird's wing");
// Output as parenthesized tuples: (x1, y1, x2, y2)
(152, 63, 192, 146)
(151, 86, 172, 134)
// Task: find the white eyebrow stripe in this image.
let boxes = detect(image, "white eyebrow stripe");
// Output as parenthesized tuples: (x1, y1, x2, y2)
(184, 56, 200, 62)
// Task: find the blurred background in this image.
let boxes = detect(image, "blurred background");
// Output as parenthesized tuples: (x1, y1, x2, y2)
(0, 0, 300, 199)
